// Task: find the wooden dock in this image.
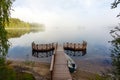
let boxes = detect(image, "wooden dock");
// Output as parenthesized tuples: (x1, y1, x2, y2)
(31, 42, 87, 80)
(32, 41, 87, 57)
(50, 44, 72, 80)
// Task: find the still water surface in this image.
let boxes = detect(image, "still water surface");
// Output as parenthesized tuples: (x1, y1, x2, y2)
(7, 27, 112, 64)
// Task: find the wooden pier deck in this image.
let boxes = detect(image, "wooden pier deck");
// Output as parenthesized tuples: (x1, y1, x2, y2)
(32, 42, 87, 80)
(50, 44, 72, 80)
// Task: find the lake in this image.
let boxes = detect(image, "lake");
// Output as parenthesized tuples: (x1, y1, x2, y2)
(7, 26, 112, 65)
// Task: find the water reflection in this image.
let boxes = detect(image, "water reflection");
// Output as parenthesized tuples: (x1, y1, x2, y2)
(6, 28, 44, 38)
(32, 50, 54, 58)
(8, 27, 112, 63)
(64, 50, 87, 56)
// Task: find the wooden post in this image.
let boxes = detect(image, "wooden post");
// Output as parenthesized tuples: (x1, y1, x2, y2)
(36, 44, 38, 57)
(74, 43, 76, 50)
(82, 41, 87, 49)
(63, 43, 65, 49)
(66, 42, 68, 49)
(78, 43, 80, 50)
(82, 41, 87, 55)
(52, 43, 53, 50)
(32, 42, 35, 56)
(70, 43, 71, 49)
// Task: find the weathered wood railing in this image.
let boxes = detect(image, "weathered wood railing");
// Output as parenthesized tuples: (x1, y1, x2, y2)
(64, 41, 87, 51)
(32, 42, 57, 58)
(32, 42, 56, 52)
(50, 43, 57, 80)
(50, 55, 54, 80)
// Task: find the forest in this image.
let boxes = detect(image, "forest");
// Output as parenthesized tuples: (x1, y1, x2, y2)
(5, 18, 45, 38)
(5, 18, 44, 29)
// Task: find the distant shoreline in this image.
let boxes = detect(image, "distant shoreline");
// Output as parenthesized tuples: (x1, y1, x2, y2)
(5, 28, 30, 29)
(5, 27, 43, 29)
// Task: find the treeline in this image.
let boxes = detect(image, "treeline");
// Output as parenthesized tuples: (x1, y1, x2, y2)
(5, 18, 45, 38)
(5, 18, 44, 29)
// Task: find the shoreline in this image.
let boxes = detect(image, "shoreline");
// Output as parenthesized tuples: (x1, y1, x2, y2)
(7, 58, 111, 80)
(8, 59, 51, 80)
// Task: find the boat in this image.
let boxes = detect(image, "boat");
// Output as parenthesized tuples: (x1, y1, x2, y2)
(65, 54, 77, 73)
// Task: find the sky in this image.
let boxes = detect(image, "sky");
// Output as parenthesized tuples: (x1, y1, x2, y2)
(11, 0, 120, 29)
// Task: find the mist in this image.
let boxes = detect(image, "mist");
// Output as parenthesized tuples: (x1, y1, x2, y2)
(11, 0, 120, 30)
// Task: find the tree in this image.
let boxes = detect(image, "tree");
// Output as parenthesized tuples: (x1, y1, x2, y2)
(111, 0, 120, 8)
(0, 0, 14, 63)
(111, 0, 120, 17)
(110, 27, 120, 80)
(110, 0, 120, 80)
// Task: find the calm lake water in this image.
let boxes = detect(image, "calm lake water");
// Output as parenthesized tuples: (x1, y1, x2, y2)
(7, 27, 112, 64)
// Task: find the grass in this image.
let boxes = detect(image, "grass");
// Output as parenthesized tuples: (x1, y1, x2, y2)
(0, 62, 35, 80)
(16, 72, 35, 80)
(0, 65, 16, 80)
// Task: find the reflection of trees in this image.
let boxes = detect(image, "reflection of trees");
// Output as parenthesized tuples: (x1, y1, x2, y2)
(7, 29, 30, 38)
(5, 18, 45, 39)
(6, 28, 45, 39)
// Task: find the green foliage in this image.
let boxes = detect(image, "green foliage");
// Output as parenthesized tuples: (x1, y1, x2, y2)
(110, 1, 120, 79)
(5, 18, 30, 28)
(0, 23, 10, 57)
(0, 65, 16, 80)
(0, 1, 37, 80)
(0, 64, 35, 80)
(0, 1, 17, 79)
(5, 18, 44, 29)
(5, 18, 45, 38)
(0, 0, 14, 57)
(16, 72, 35, 80)
(0, 57, 5, 66)
(110, 27, 120, 80)
(4, 18, 45, 38)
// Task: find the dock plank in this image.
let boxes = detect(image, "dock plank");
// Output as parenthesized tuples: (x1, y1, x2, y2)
(52, 45, 72, 80)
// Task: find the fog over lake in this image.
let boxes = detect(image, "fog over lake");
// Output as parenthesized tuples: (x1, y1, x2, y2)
(7, 26, 112, 65)
(8, 0, 120, 66)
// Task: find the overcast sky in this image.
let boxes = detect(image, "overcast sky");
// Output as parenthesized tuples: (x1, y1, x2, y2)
(11, 0, 120, 29)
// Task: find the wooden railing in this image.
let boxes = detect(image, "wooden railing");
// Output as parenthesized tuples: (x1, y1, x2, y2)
(49, 43, 57, 80)
(50, 54, 55, 80)
(63, 41, 87, 51)
(32, 42, 55, 52)
(32, 42, 87, 80)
